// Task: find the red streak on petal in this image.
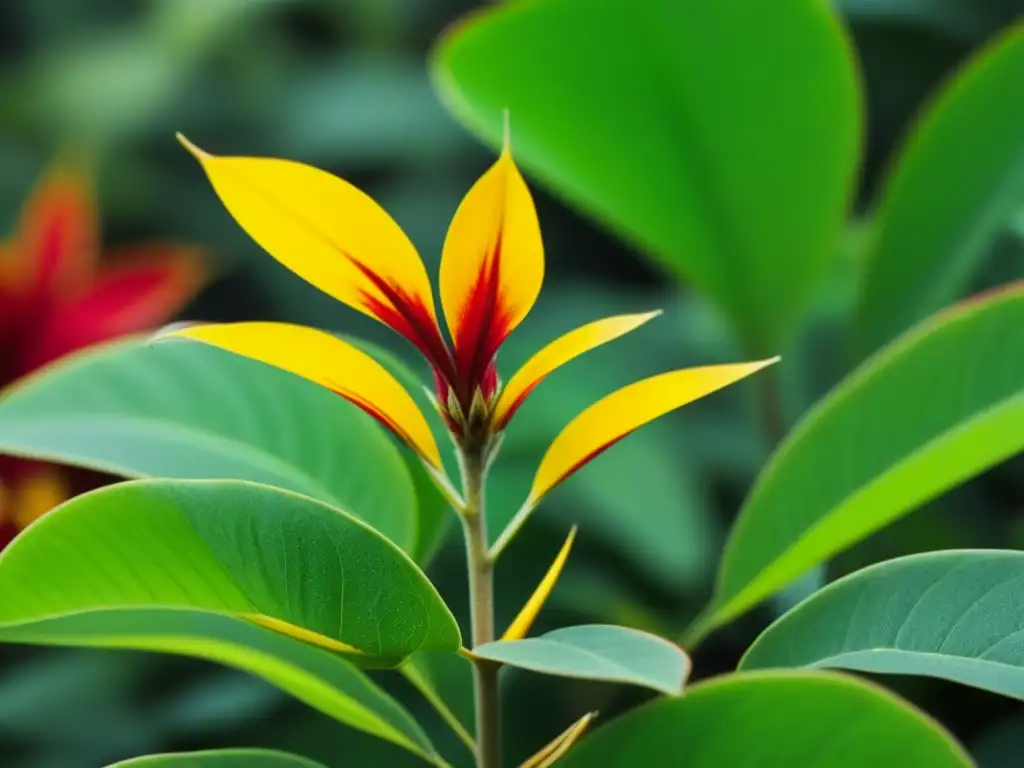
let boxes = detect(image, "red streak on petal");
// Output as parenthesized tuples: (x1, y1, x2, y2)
(545, 433, 631, 496)
(345, 392, 429, 462)
(496, 379, 540, 430)
(350, 259, 457, 387)
(451, 234, 511, 406)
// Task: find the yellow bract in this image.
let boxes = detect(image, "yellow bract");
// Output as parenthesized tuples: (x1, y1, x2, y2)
(529, 358, 781, 505)
(164, 322, 442, 469)
(177, 135, 438, 332)
(502, 526, 577, 642)
(175, 134, 781, 568)
(440, 145, 544, 350)
(494, 311, 661, 427)
(519, 711, 596, 768)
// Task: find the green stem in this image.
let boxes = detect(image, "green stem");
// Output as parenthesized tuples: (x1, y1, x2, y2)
(460, 448, 501, 768)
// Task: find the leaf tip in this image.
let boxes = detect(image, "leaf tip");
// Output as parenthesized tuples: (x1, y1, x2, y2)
(501, 525, 578, 641)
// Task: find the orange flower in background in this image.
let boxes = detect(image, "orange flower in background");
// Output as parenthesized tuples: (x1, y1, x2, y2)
(170, 132, 776, 557)
(0, 163, 206, 549)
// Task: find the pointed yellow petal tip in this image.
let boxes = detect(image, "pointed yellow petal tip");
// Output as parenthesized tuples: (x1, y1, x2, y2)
(501, 525, 578, 642)
(149, 321, 195, 343)
(494, 309, 664, 428)
(520, 711, 597, 768)
(175, 132, 208, 160)
(528, 356, 782, 506)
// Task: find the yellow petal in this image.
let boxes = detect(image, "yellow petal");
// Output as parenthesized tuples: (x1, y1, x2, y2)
(530, 359, 780, 504)
(502, 526, 576, 641)
(165, 321, 442, 468)
(519, 711, 596, 768)
(439, 141, 543, 388)
(494, 311, 661, 429)
(177, 136, 452, 372)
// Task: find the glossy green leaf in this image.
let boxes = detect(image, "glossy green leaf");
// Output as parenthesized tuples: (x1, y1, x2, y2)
(693, 285, 1024, 640)
(348, 338, 453, 566)
(107, 749, 327, 767)
(742, 550, 1024, 701)
(400, 651, 475, 751)
(0, 610, 437, 761)
(434, 0, 861, 353)
(857, 26, 1024, 353)
(0, 479, 460, 662)
(474, 625, 689, 695)
(0, 338, 418, 552)
(558, 671, 972, 767)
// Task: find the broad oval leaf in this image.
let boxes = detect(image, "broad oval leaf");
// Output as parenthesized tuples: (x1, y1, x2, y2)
(0, 609, 436, 761)
(557, 671, 972, 767)
(107, 749, 328, 766)
(0, 479, 460, 662)
(434, 0, 861, 353)
(474, 625, 689, 695)
(0, 338, 419, 553)
(857, 27, 1024, 354)
(742, 550, 1024, 702)
(351, 338, 453, 565)
(693, 285, 1024, 639)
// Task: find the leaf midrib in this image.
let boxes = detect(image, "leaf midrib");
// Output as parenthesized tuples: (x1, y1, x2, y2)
(486, 637, 674, 693)
(713, 391, 1023, 625)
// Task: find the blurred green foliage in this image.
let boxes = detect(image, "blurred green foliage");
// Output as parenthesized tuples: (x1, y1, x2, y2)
(0, 0, 1021, 766)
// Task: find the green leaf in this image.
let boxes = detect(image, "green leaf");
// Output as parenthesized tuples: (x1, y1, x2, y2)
(107, 749, 327, 766)
(473, 625, 690, 695)
(857, 27, 1024, 353)
(400, 652, 475, 751)
(741, 550, 1024, 701)
(557, 671, 972, 767)
(0, 479, 460, 662)
(347, 338, 452, 566)
(0, 338, 419, 553)
(693, 284, 1024, 639)
(0, 610, 436, 761)
(434, 0, 861, 353)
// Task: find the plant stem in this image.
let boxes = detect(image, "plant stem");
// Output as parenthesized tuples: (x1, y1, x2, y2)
(754, 365, 786, 448)
(460, 448, 501, 768)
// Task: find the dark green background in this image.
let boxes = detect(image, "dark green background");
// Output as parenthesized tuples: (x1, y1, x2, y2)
(0, 1, 1021, 766)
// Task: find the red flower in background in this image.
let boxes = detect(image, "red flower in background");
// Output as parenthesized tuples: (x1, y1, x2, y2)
(0, 163, 205, 548)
